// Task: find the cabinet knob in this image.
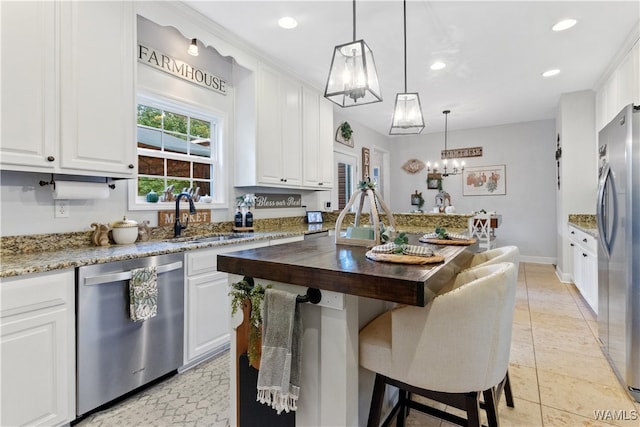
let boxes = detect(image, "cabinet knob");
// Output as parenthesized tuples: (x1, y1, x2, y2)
(128, 164, 134, 169)
(582, 238, 588, 243)
(283, 178, 287, 182)
(47, 156, 55, 162)
(570, 243, 575, 247)
(570, 231, 575, 234)
(582, 253, 588, 257)
(318, 182, 323, 186)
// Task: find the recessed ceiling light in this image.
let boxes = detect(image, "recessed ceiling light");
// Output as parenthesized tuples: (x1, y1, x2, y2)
(430, 61, 446, 71)
(278, 16, 298, 29)
(542, 69, 561, 77)
(552, 19, 577, 32)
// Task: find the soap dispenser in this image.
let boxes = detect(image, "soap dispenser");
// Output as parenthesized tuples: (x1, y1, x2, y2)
(234, 207, 243, 227)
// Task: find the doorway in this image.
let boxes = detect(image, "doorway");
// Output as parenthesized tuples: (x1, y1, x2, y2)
(333, 150, 358, 211)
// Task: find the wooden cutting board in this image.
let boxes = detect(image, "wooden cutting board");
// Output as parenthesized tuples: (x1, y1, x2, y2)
(365, 251, 445, 265)
(419, 238, 477, 246)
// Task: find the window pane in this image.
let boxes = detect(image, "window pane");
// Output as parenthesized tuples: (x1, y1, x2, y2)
(189, 137, 211, 158)
(166, 178, 191, 195)
(190, 118, 210, 138)
(137, 127, 162, 151)
(163, 131, 188, 154)
(137, 177, 165, 196)
(167, 159, 190, 178)
(194, 180, 211, 197)
(164, 111, 187, 134)
(193, 162, 211, 180)
(137, 105, 162, 128)
(138, 155, 164, 176)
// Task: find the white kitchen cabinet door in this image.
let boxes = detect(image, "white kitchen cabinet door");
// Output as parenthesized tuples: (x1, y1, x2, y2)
(0, 1, 58, 172)
(569, 225, 598, 314)
(58, 1, 136, 178)
(185, 272, 230, 363)
(1, 269, 75, 427)
(256, 63, 302, 187)
(302, 87, 334, 189)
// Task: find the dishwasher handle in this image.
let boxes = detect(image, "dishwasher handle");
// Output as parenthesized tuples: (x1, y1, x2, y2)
(83, 261, 183, 286)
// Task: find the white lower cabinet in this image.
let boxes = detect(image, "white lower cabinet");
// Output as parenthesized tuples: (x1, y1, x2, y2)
(183, 237, 303, 366)
(569, 225, 598, 313)
(0, 269, 75, 427)
(183, 241, 270, 366)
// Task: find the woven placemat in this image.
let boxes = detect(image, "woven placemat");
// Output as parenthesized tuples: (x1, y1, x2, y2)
(419, 238, 477, 246)
(365, 251, 445, 265)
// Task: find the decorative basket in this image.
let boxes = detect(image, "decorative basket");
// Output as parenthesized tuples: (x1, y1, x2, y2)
(334, 179, 396, 247)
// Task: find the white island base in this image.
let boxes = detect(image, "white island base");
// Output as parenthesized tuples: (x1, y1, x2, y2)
(228, 276, 394, 427)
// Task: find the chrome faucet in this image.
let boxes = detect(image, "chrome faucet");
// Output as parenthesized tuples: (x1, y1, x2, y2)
(174, 192, 197, 238)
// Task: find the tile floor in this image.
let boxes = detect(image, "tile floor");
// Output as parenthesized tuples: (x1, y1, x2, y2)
(76, 263, 640, 426)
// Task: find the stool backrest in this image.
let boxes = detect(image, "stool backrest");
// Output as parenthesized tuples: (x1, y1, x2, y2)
(389, 262, 517, 393)
(469, 245, 519, 272)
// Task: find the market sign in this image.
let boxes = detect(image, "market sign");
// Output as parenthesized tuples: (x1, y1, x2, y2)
(158, 210, 211, 227)
(254, 193, 302, 209)
(441, 146, 483, 159)
(138, 43, 227, 95)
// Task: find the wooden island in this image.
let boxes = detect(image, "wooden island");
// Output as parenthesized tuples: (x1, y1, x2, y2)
(217, 235, 477, 427)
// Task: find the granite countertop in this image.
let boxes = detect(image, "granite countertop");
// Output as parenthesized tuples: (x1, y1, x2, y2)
(0, 230, 311, 278)
(567, 214, 598, 238)
(0, 214, 469, 279)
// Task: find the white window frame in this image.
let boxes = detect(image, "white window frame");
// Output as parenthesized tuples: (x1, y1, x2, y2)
(128, 92, 227, 211)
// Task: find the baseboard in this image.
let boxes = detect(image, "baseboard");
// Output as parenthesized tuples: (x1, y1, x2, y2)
(519, 255, 556, 265)
(554, 265, 573, 283)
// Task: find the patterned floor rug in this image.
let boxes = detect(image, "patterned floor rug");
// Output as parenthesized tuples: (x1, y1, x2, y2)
(75, 351, 230, 427)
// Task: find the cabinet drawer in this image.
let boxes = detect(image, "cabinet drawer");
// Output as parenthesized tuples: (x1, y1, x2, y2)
(187, 241, 269, 276)
(1, 270, 74, 316)
(568, 225, 597, 253)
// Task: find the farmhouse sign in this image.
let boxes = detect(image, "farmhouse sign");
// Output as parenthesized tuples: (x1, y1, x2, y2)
(138, 43, 227, 95)
(254, 193, 302, 209)
(441, 146, 483, 159)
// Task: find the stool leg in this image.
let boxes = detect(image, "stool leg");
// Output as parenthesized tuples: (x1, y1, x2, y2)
(397, 389, 408, 427)
(504, 371, 514, 408)
(465, 392, 481, 427)
(367, 374, 386, 427)
(483, 388, 500, 427)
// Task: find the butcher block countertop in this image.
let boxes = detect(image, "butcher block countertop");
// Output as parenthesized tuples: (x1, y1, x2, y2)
(217, 234, 477, 306)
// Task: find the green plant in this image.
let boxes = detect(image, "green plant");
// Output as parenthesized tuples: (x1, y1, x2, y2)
(340, 121, 353, 140)
(229, 279, 271, 366)
(392, 232, 409, 253)
(435, 226, 449, 240)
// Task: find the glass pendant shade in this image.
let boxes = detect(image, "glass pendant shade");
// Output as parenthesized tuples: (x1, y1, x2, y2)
(324, 39, 382, 107)
(187, 38, 199, 56)
(390, 92, 424, 134)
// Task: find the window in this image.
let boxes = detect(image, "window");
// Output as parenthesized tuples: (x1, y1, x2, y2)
(132, 95, 224, 209)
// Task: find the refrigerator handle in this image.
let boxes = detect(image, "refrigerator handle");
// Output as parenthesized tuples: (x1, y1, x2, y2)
(596, 162, 611, 257)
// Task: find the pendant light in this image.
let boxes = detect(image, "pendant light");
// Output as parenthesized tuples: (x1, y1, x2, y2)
(390, 0, 424, 135)
(426, 110, 465, 176)
(324, 0, 382, 107)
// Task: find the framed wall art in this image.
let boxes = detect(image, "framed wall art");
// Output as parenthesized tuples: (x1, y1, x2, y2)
(463, 165, 506, 196)
(335, 121, 354, 147)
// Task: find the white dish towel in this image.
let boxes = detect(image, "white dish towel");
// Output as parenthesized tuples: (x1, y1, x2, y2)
(257, 288, 302, 414)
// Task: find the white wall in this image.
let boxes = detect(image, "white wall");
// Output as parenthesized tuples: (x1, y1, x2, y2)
(388, 119, 557, 262)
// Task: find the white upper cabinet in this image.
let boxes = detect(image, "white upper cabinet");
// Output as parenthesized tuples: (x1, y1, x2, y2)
(0, 1, 58, 172)
(0, 1, 136, 178)
(302, 88, 333, 189)
(235, 61, 332, 189)
(596, 39, 639, 130)
(59, 1, 137, 177)
(254, 64, 302, 187)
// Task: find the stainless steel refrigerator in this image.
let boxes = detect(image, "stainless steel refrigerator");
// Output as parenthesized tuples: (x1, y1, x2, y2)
(597, 103, 640, 402)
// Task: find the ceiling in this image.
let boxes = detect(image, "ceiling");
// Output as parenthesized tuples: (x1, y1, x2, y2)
(183, 1, 639, 135)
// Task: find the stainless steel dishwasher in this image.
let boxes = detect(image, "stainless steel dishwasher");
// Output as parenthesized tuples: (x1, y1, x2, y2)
(76, 253, 184, 416)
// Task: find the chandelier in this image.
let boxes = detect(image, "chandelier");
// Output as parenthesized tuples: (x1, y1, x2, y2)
(426, 110, 465, 177)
